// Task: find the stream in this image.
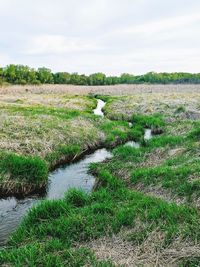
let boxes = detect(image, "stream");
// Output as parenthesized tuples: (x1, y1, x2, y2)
(0, 99, 151, 246)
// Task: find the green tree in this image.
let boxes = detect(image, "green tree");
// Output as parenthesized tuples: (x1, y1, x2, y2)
(53, 72, 71, 84)
(0, 67, 3, 85)
(37, 67, 54, 84)
(120, 73, 136, 84)
(89, 73, 106, 85)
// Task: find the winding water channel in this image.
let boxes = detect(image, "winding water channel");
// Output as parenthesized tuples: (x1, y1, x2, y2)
(0, 99, 151, 245)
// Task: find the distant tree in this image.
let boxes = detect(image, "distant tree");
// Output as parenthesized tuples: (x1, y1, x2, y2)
(78, 74, 89, 85)
(89, 73, 106, 85)
(37, 67, 54, 84)
(0, 67, 3, 85)
(105, 76, 120, 85)
(3, 64, 17, 83)
(53, 72, 71, 84)
(3, 64, 40, 84)
(70, 73, 81, 85)
(1, 64, 200, 85)
(120, 73, 136, 84)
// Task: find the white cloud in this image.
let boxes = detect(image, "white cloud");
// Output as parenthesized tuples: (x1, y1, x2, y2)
(0, 0, 200, 74)
(122, 13, 200, 35)
(24, 35, 103, 55)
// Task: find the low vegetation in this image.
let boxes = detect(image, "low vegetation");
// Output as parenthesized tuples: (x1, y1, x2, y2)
(1, 89, 200, 266)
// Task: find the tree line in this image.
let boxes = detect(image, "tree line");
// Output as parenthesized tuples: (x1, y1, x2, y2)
(1, 64, 200, 85)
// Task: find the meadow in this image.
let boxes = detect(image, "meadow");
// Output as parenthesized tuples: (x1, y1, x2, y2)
(0, 85, 200, 266)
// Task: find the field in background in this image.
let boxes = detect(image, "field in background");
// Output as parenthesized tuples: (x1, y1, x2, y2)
(2, 83, 200, 95)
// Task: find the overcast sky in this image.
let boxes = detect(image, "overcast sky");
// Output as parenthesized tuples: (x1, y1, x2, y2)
(1, 0, 200, 75)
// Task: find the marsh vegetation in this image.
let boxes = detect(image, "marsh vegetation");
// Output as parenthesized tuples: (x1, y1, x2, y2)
(0, 87, 200, 266)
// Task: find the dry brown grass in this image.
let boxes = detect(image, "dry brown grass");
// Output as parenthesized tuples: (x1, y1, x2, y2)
(81, 227, 200, 267)
(1, 84, 200, 96)
(2, 84, 200, 120)
(0, 94, 100, 158)
(0, 93, 93, 110)
(106, 92, 200, 119)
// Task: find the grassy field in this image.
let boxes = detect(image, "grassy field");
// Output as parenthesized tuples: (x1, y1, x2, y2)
(1, 85, 200, 266)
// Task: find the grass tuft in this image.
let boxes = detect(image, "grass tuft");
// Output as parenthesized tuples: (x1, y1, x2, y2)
(65, 189, 89, 207)
(0, 152, 48, 183)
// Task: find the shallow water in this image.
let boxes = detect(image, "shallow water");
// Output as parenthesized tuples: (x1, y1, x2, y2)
(124, 141, 140, 148)
(0, 197, 38, 245)
(144, 129, 152, 140)
(47, 148, 112, 199)
(93, 99, 105, 116)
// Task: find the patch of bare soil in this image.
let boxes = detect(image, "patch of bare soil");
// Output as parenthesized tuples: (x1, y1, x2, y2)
(82, 229, 200, 267)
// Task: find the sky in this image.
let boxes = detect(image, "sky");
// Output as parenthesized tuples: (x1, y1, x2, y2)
(1, 0, 200, 75)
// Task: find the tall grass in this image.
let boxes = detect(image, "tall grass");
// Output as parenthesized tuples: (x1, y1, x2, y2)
(0, 152, 48, 183)
(131, 164, 200, 198)
(132, 114, 165, 128)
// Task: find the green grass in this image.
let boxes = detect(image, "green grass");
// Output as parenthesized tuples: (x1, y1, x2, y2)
(93, 121, 200, 203)
(99, 120, 129, 145)
(99, 120, 144, 146)
(3, 105, 82, 120)
(179, 258, 200, 267)
(0, 152, 48, 195)
(1, 171, 200, 266)
(131, 114, 165, 128)
(187, 127, 200, 141)
(175, 105, 186, 114)
(0, 241, 115, 267)
(0, 152, 48, 183)
(131, 163, 200, 198)
(143, 135, 183, 148)
(45, 144, 81, 168)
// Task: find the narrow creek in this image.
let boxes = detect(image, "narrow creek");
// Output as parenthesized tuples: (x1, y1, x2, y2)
(0, 99, 152, 246)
